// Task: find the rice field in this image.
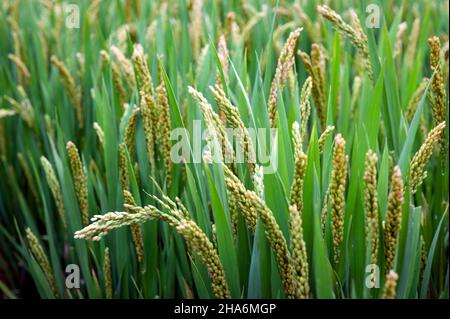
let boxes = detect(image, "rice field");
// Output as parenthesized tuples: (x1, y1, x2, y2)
(0, 0, 448, 299)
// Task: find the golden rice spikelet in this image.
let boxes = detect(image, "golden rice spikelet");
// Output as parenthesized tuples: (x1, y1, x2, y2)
(289, 205, 310, 298)
(291, 121, 302, 156)
(156, 60, 172, 186)
(75, 198, 230, 298)
(222, 164, 299, 298)
(382, 270, 398, 299)
(100, 50, 126, 108)
(132, 44, 156, 169)
(119, 143, 129, 190)
(253, 164, 265, 200)
(66, 141, 89, 226)
(268, 28, 302, 127)
(410, 122, 446, 194)
(290, 123, 308, 213)
(124, 107, 139, 159)
(215, 35, 229, 123)
(74, 209, 160, 241)
(317, 5, 373, 80)
(226, 12, 241, 47)
(8, 54, 30, 85)
(40, 156, 66, 229)
(406, 18, 420, 68)
(299, 77, 313, 141)
(255, 195, 299, 298)
(311, 43, 326, 123)
(93, 122, 105, 146)
(428, 37, 447, 126)
(195, 44, 210, 78)
(176, 218, 230, 298)
(216, 35, 230, 87)
(321, 190, 329, 237)
(329, 134, 348, 264)
(318, 125, 335, 154)
(26, 228, 59, 298)
(210, 84, 255, 175)
(394, 22, 407, 58)
(50, 55, 83, 126)
(221, 164, 257, 232)
(384, 166, 404, 273)
(406, 78, 429, 122)
(4, 91, 34, 129)
(427, 37, 447, 158)
(298, 45, 326, 129)
(188, 86, 236, 172)
(111, 45, 135, 87)
(350, 76, 362, 119)
(123, 190, 144, 269)
(104, 247, 113, 299)
(420, 235, 428, 283)
(364, 150, 379, 265)
(189, 0, 204, 60)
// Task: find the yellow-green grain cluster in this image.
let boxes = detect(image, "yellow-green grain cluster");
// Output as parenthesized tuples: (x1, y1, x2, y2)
(123, 190, 144, 268)
(406, 78, 429, 122)
(50, 55, 83, 126)
(132, 44, 157, 169)
(156, 61, 172, 186)
(104, 247, 113, 299)
(93, 122, 105, 146)
(364, 150, 379, 265)
(428, 36, 447, 159)
(26, 228, 59, 298)
(384, 166, 404, 272)
(298, 45, 326, 129)
(216, 35, 230, 87)
(317, 5, 373, 80)
(119, 143, 129, 190)
(124, 107, 139, 159)
(67, 141, 89, 226)
(75, 197, 231, 299)
(40, 156, 66, 229)
(188, 86, 235, 171)
(210, 84, 255, 175)
(329, 134, 348, 264)
(428, 37, 447, 128)
(223, 164, 299, 298)
(298, 77, 313, 141)
(111, 45, 135, 87)
(382, 270, 398, 299)
(290, 122, 308, 213)
(222, 164, 257, 232)
(268, 28, 302, 127)
(8, 53, 30, 85)
(289, 204, 310, 299)
(100, 50, 126, 108)
(318, 125, 335, 154)
(410, 122, 446, 193)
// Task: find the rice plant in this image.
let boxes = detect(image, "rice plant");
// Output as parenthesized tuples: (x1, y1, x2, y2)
(0, 0, 448, 299)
